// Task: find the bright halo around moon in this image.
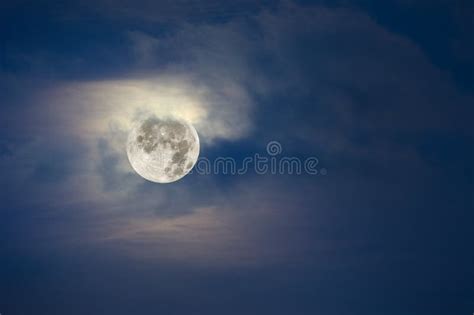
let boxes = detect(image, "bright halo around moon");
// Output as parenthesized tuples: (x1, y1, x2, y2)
(126, 115, 200, 183)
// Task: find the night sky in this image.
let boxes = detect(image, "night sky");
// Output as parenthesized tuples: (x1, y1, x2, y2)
(1, 1, 473, 314)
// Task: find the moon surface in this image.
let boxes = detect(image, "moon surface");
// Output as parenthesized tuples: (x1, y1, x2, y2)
(126, 115, 200, 183)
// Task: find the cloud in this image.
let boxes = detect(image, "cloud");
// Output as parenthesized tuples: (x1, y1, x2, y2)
(47, 75, 251, 142)
(1, 1, 472, 269)
(248, 2, 473, 171)
(30, 174, 337, 268)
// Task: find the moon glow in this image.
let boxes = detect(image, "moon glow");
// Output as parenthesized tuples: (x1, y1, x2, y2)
(126, 115, 200, 183)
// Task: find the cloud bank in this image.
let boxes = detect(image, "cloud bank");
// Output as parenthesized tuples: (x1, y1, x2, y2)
(1, 2, 472, 269)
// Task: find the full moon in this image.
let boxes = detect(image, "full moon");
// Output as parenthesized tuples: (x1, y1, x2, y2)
(126, 115, 200, 183)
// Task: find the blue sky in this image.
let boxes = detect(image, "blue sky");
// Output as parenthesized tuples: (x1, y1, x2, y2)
(0, 1, 473, 314)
